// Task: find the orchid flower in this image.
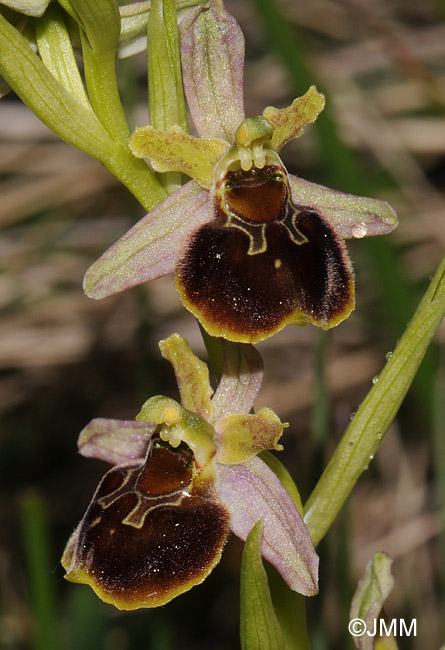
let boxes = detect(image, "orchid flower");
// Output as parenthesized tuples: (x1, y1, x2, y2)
(83, 0, 397, 344)
(62, 334, 319, 610)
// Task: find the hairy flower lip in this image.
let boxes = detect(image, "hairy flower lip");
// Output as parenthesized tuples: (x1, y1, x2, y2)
(62, 335, 319, 608)
(82, 0, 397, 344)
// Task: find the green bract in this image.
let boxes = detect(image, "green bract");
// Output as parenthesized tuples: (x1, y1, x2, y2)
(350, 553, 395, 650)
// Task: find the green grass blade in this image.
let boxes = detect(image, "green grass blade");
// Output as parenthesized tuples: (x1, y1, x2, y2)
(20, 491, 58, 650)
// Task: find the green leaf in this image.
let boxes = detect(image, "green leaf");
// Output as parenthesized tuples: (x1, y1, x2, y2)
(0, 12, 165, 209)
(80, 31, 130, 144)
(58, 0, 120, 55)
(35, 3, 91, 107)
(0, 12, 113, 156)
(257, 454, 311, 650)
(304, 256, 445, 546)
(57, 0, 130, 144)
(0, 0, 49, 17)
(147, 0, 188, 133)
(240, 520, 285, 650)
(118, 1, 149, 58)
(266, 567, 311, 650)
(147, 0, 189, 193)
(350, 552, 395, 650)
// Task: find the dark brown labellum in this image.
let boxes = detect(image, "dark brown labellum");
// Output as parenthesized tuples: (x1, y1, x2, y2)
(177, 166, 354, 342)
(62, 441, 230, 609)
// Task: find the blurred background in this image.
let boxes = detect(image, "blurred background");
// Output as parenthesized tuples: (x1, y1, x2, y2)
(0, 0, 444, 648)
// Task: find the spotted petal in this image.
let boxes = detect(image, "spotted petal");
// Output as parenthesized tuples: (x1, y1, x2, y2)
(218, 456, 319, 596)
(179, 0, 245, 141)
(78, 418, 157, 466)
(84, 180, 211, 299)
(289, 175, 398, 239)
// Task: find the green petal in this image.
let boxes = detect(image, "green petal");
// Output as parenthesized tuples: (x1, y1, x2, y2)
(263, 86, 325, 152)
(215, 408, 286, 465)
(159, 333, 214, 420)
(130, 125, 229, 188)
(240, 520, 285, 650)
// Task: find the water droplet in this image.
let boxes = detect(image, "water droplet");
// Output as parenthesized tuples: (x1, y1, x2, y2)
(351, 223, 368, 238)
(363, 463, 369, 471)
(376, 432, 382, 441)
(385, 351, 393, 361)
(350, 411, 356, 420)
(369, 453, 374, 461)
(372, 375, 380, 384)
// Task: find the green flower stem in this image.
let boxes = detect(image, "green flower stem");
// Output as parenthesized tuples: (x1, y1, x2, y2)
(147, 0, 189, 193)
(304, 256, 445, 547)
(35, 3, 90, 107)
(104, 145, 167, 212)
(80, 32, 130, 145)
(0, 13, 166, 211)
